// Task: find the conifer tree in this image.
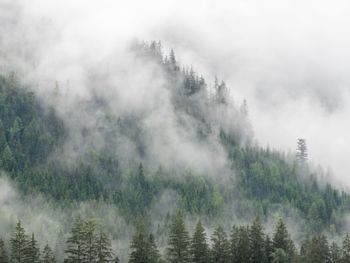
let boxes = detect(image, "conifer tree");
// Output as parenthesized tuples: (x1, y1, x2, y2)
(249, 217, 265, 263)
(343, 234, 350, 263)
(41, 244, 56, 263)
(190, 221, 209, 263)
(129, 224, 149, 263)
(10, 221, 29, 263)
(27, 233, 40, 263)
(65, 218, 85, 263)
(329, 242, 341, 263)
(82, 219, 98, 263)
(263, 235, 273, 263)
(148, 234, 161, 263)
(0, 237, 9, 263)
(167, 211, 190, 263)
(231, 226, 250, 263)
(272, 218, 289, 253)
(96, 230, 113, 263)
(211, 226, 229, 263)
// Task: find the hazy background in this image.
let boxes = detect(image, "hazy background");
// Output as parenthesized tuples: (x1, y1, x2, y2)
(2, 0, 350, 186)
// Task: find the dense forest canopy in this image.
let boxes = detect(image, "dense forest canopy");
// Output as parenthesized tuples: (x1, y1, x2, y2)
(0, 41, 350, 262)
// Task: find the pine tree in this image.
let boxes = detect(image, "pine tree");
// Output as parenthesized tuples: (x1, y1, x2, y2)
(263, 235, 273, 263)
(272, 218, 289, 252)
(232, 226, 250, 263)
(329, 242, 341, 263)
(41, 244, 56, 263)
(148, 234, 161, 263)
(129, 225, 149, 263)
(296, 139, 308, 164)
(10, 221, 29, 263)
(65, 218, 85, 263)
(304, 235, 330, 263)
(343, 234, 350, 263)
(82, 219, 98, 263)
(0, 237, 9, 263)
(190, 221, 209, 263)
(211, 226, 229, 263)
(96, 230, 113, 263)
(249, 217, 265, 263)
(167, 211, 190, 263)
(26, 233, 40, 263)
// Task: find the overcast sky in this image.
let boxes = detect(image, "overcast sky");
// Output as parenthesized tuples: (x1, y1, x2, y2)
(4, 0, 350, 186)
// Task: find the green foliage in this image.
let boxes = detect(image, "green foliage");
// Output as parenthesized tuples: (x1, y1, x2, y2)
(190, 221, 209, 263)
(166, 212, 190, 263)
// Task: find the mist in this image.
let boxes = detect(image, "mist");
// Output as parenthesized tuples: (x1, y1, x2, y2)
(1, 0, 349, 186)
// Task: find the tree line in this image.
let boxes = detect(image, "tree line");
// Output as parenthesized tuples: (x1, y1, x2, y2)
(2, 213, 350, 263)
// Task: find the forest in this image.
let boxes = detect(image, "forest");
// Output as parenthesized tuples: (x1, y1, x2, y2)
(0, 41, 350, 262)
(1, 213, 350, 263)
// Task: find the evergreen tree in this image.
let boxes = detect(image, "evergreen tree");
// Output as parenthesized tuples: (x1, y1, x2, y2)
(41, 244, 56, 263)
(167, 211, 190, 263)
(343, 234, 350, 263)
(129, 224, 149, 263)
(65, 218, 85, 263)
(10, 221, 29, 263)
(190, 221, 209, 263)
(96, 230, 113, 263)
(329, 242, 341, 263)
(303, 235, 330, 263)
(249, 217, 265, 263)
(231, 226, 250, 263)
(263, 235, 273, 263)
(296, 139, 308, 164)
(82, 219, 98, 263)
(272, 249, 288, 263)
(27, 233, 40, 263)
(211, 226, 229, 263)
(272, 218, 289, 253)
(0, 237, 9, 263)
(148, 234, 161, 263)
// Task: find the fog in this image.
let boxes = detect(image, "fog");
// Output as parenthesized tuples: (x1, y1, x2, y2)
(1, 0, 349, 185)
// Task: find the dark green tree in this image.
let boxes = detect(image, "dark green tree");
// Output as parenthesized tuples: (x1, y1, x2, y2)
(343, 234, 350, 263)
(190, 221, 209, 263)
(148, 234, 161, 263)
(329, 242, 341, 263)
(0, 237, 9, 263)
(27, 233, 40, 263)
(129, 225, 149, 263)
(167, 211, 190, 263)
(211, 226, 229, 263)
(65, 218, 85, 263)
(96, 230, 113, 263)
(10, 221, 28, 263)
(41, 244, 56, 263)
(249, 217, 265, 263)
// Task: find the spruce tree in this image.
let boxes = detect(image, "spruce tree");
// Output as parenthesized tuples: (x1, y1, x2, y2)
(148, 234, 161, 263)
(65, 218, 85, 263)
(249, 217, 265, 263)
(263, 235, 273, 263)
(343, 234, 350, 263)
(0, 237, 9, 263)
(26, 233, 40, 263)
(10, 221, 29, 263)
(167, 211, 190, 263)
(96, 230, 114, 263)
(82, 219, 98, 263)
(211, 226, 229, 263)
(272, 218, 289, 253)
(129, 225, 149, 263)
(232, 226, 250, 263)
(190, 221, 209, 263)
(41, 244, 56, 263)
(329, 242, 341, 263)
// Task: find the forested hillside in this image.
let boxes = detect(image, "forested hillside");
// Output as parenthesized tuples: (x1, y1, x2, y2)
(0, 41, 350, 262)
